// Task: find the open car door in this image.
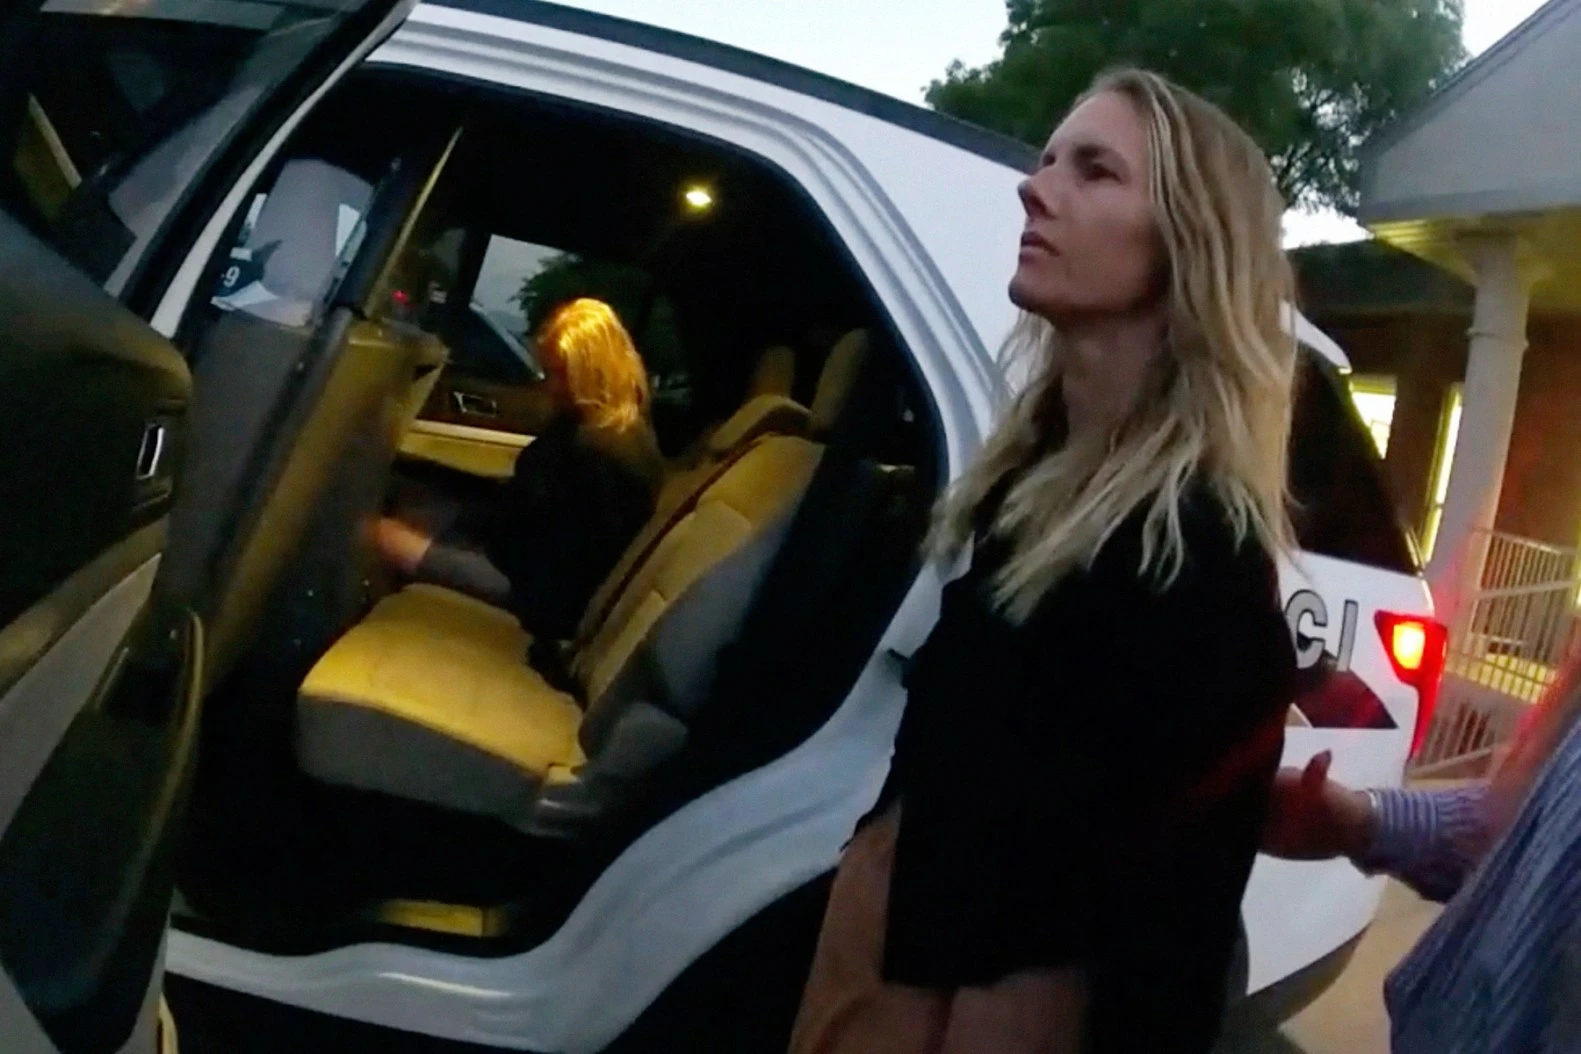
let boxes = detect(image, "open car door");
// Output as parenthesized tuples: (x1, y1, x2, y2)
(0, 2, 414, 1051)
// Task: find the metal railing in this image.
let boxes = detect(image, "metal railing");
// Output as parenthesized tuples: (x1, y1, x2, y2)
(1412, 530, 1581, 777)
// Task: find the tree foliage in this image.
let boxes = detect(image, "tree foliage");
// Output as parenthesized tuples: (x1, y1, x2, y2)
(517, 253, 651, 336)
(517, 254, 688, 378)
(926, 0, 1466, 214)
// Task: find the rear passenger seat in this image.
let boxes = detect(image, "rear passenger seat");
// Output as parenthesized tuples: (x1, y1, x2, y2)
(294, 332, 869, 835)
(666, 343, 803, 482)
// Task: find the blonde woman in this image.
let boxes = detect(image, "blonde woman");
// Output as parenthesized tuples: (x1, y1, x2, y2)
(1264, 653, 1581, 1050)
(374, 297, 663, 640)
(789, 70, 1298, 1054)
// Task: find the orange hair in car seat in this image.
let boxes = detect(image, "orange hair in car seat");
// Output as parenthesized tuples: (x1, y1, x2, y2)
(535, 298, 651, 432)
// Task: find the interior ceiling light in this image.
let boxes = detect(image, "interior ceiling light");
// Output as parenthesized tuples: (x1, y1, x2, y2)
(682, 184, 714, 212)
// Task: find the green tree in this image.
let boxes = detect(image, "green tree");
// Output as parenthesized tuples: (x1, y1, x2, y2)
(517, 253, 650, 336)
(927, 0, 1466, 214)
(517, 254, 688, 379)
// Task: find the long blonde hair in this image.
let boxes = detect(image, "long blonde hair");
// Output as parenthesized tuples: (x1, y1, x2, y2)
(536, 297, 651, 432)
(933, 69, 1297, 621)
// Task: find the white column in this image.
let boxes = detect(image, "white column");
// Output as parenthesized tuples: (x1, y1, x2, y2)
(1426, 233, 1536, 622)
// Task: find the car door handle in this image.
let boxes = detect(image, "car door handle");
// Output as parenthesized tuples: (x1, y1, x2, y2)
(134, 421, 168, 481)
(452, 391, 499, 418)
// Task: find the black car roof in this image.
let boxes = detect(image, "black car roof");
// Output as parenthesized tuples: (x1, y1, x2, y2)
(427, 0, 1038, 172)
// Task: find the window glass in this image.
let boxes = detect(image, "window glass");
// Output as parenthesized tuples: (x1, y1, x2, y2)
(460, 235, 560, 382)
(1347, 375, 1398, 458)
(475, 235, 557, 344)
(514, 248, 687, 383)
(0, 1, 358, 297)
(209, 160, 371, 327)
(1289, 356, 1418, 574)
(406, 228, 689, 436)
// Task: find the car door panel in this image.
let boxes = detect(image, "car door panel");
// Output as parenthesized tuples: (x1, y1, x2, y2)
(421, 371, 558, 437)
(0, 214, 195, 1054)
(0, 606, 201, 1054)
(398, 418, 532, 481)
(0, 1, 416, 1048)
(404, 373, 552, 480)
(0, 219, 189, 642)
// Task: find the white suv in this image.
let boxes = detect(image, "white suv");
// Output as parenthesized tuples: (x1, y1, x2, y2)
(0, 2, 1441, 1052)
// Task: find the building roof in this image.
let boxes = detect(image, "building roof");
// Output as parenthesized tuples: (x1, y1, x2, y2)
(1364, 0, 1575, 164)
(1359, 0, 1581, 225)
(1293, 241, 1471, 317)
(1357, 0, 1581, 312)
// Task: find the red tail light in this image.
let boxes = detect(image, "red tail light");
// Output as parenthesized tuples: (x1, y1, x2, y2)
(1375, 612, 1448, 755)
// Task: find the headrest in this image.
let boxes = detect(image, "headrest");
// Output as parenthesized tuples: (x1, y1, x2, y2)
(705, 394, 811, 457)
(810, 329, 869, 436)
(219, 158, 372, 327)
(748, 345, 797, 399)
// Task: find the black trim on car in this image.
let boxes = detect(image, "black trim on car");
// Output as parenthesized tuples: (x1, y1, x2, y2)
(1290, 353, 1422, 576)
(426, 0, 1039, 173)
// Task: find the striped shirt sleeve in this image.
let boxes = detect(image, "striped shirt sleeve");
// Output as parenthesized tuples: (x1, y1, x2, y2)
(1382, 723, 1581, 1052)
(1354, 784, 1491, 903)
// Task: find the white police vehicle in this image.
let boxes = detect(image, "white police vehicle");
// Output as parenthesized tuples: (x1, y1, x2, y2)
(0, 1, 1442, 1050)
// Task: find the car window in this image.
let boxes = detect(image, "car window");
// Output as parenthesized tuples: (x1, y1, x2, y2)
(512, 244, 686, 381)
(1289, 354, 1420, 575)
(399, 223, 691, 436)
(461, 234, 557, 382)
(474, 235, 553, 348)
(208, 160, 373, 328)
(0, 0, 360, 299)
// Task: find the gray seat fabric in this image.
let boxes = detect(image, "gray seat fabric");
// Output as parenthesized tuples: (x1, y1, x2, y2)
(747, 344, 796, 398)
(809, 329, 868, 438)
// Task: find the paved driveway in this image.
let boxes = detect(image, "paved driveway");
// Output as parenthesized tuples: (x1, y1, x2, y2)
(1217, 881, 1442, 1054)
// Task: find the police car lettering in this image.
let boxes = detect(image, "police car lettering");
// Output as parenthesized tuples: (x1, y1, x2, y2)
(1283, 588, 1358, 673)
(1283, 590, 1396, 731)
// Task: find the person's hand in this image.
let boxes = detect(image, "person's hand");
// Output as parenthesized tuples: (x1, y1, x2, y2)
(369, 516, 434, 576)
(1262, 751, 1375, 861)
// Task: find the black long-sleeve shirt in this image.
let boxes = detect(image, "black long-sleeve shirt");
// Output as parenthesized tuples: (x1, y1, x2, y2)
(478, 413, 663, 642)
(882, 489, 1295, 1052)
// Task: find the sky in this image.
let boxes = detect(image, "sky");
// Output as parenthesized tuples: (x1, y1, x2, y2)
(554, 0, 1552, 246)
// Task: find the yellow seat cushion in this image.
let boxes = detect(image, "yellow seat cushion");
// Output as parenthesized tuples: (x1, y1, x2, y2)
(368, 583, 528, 652)
(299, 586, 585, 782)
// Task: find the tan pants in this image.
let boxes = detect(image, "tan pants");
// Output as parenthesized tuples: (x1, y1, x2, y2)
(789, 808, 1086, 1054)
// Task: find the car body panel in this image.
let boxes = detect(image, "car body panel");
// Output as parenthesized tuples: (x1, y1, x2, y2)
(161, 2, 1425, 1047)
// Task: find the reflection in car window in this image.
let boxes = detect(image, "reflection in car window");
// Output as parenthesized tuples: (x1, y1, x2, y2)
(0, 1, 356, 298)
(475, 235, 559, 346)
(1289, 355, 1420, 575)
(465, 234, 689, 387)
(210, 160, 371, 328)
(511, 245, 689, 387)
